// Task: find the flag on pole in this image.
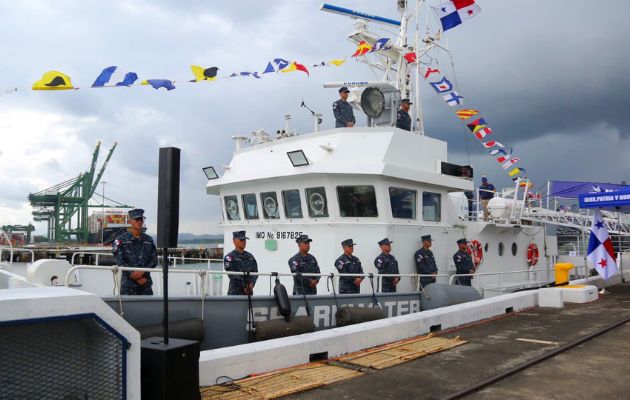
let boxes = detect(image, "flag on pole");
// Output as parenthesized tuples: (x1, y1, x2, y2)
(434, 0, 482, 32)
(587, 209, 618, 280)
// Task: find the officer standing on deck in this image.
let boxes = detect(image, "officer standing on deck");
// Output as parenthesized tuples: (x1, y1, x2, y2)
(396, 98, 412, 131)
(333, 86, 355, 128)
(112, 208, 158, 295)
(453, 238, 475, 286)
(374, 238, 400, 293)
(224, 231, 258, 295)
(414, 234, 438, 288)
(288, 234, 321, 295)
(335, 239, 363, 294)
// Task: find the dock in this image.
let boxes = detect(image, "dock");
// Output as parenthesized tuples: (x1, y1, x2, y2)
(272, 283, 630, 399)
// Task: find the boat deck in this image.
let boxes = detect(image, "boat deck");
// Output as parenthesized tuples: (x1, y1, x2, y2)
(281, 283, 630, 399)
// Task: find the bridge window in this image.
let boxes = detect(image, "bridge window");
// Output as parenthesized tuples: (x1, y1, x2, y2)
(422, 192, 441, 222)
(241, 193, 259, 220)
(337, 186, 378, 217)
(389, 187, 417, 219)
(224, 196, 240, 220)
(306, 187, 329, 218)
(260, 192, 280, 219)
(282, 189, 303, 219)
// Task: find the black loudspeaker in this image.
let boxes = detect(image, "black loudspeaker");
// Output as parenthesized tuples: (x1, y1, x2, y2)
(157, 147, 180, 248)
(141, 337, 200, 400)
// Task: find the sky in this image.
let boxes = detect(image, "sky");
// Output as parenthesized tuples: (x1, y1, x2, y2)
(0, 0, 628, 236)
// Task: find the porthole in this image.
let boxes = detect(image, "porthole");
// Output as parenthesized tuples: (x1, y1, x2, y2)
(511, 242, 518, 256)
(498, 242, 504, 257)
(484, 243, 489, 253)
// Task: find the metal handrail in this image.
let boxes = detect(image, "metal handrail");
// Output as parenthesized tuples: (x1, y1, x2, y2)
(448, 267, 556, 292)
(71, 251, 114, 266)
(0, 246, 35, 263)
(71, 251, 223, 267)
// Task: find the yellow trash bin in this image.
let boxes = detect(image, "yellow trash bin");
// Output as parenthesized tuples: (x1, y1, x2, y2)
(555, 263, 574, 285)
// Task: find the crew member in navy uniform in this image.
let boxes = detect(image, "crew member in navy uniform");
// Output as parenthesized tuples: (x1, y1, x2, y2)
(112, 208, 158, 295)
(453, 238, 475, 286)
(396, 98, 412, 131)
(374, 238, 400, 293)
(414, 234, 438, 288)
(333, 86, 356, 128)
(335, 239, 363, 294)
(288, 234, 321, 295)
(224, 231, 258, 295)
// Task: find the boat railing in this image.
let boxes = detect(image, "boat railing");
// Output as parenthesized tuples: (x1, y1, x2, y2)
(70, 252, 223, 267)
(0, 246, 35, 264)
(449, 266, 559, 294)
(63, 264, 450, 296)
(71, 251, 115, 266)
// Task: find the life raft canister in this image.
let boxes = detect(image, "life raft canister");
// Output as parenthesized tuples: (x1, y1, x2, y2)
(527, 243, 539, 267)
(467, 240, 484, 267)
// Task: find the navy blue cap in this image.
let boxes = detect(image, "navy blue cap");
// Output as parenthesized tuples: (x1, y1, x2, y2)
(128, 209, 145, 220)
(421, 234, 433, 242)
(296, 234, 312, 244)
(233, 231, 249, 240)
(378, 238, 393, 246)
(457, 238, 468, 245)
(481, 176, 488, 182)
(341, 238, 356, 247)
(401, 98, 413, 104)
(339, 86, 350, 93)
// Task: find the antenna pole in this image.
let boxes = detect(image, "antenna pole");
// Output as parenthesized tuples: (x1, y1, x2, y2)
(414, 0, 424, 135)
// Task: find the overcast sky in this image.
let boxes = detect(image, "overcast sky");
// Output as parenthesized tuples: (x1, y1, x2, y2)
(0, 0, 628, 236)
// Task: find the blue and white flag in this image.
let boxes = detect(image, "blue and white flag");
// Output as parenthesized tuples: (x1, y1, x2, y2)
(430, 77, 453, 93)
(587, 209, 618, 280)
(443, 91, 463, 106)
(92, 66, 138, 87)
(370, 38, 392, 53)
(141, 79, 176, 90)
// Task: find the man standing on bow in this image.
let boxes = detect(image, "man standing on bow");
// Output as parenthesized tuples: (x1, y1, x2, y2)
(288, 234, 321, 295)
(112, 208, 158, 295)
(224, 231, 258, 295)
(414, 234, 438, 288)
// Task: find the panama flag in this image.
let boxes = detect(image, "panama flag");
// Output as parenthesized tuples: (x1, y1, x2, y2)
(92, 66, 138, 87)
(434, 0, 482, 32)
(587, 209, 618, 280)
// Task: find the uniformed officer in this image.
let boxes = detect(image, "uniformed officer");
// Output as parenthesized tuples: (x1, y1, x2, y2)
(224, 231, 258, 295)
(453, 238, 475, 286)
(288, 234, 321, 295)
(112, 208, 158, 295)
(396, 98, 412, 131)
(374, 238, 400, 293)
(335, 239, 363, 294)
(333, 86, 356, 128)
(414, 234, 438, 288)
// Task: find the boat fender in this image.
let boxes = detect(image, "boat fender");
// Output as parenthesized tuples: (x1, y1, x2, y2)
(421, 283, 482, 311)
(273, 278, 291, 321)
(138, 318, 205, 342)
(335, 306, 385, 327)
(467, 240, 484, 268)
(527, 243, 539, 267)
(254, 316, 315, 341)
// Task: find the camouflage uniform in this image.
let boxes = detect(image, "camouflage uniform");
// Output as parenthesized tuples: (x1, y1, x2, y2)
(224, 250, 258, 295)
(414, 247, 438, 288)
(333, 99, 355, 128)
(454, 249, 474, 286)
(112, 231, 158, 295)
(374, 252, 399, 293)
(335, 254, 363, 294)
(288, 252, 320, 295)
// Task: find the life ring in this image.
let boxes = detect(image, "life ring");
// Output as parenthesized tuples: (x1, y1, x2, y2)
(467, 240, 483, 268)
(527, 243, 539, 267)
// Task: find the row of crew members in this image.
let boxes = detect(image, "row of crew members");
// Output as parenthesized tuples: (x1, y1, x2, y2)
(333, 86, 413, 131)
(223, 231, 477, 296)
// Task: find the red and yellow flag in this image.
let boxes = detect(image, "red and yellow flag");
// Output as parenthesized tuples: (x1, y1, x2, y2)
(352, 41, 372, 57)
(455, 109, 479, 120)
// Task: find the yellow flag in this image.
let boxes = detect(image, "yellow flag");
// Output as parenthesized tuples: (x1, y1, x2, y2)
(328, 59, 346, 67)
(32, 71, 74, 90)
(281, 62, 297, 73)
(190, 65, 218, 82)
(508, 167, 521, 177)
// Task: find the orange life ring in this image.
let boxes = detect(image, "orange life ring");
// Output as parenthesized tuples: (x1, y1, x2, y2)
(527, 243, 539, 267)
(467, 240, 483, 268)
